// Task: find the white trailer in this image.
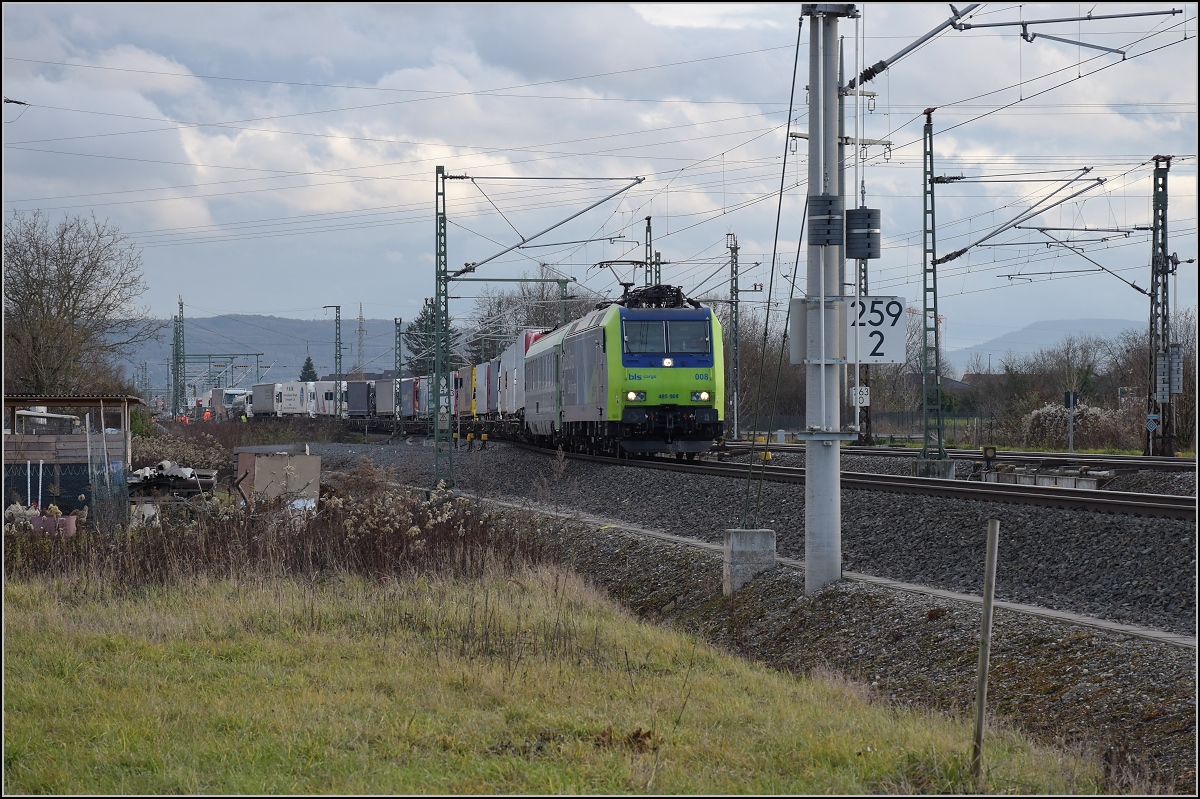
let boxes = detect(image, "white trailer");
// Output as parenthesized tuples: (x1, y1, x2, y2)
(314, 381, 346, 417)
(252, 383, 283, 417)
(279, 381, 315, 417)
(499, 329, 546, 418)
(375, 379, 400, 419)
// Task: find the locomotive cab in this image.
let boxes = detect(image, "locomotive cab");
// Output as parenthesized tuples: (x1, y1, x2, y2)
(616, 306, 724, 453)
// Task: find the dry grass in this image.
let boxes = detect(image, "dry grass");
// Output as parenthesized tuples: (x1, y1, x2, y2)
(2, 438, 1111, 794)
(5, 564, 1105, 794)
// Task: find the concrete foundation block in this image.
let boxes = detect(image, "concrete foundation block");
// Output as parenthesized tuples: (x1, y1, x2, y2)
(723, 528, 776, 595)
(911, 459, 956, 480)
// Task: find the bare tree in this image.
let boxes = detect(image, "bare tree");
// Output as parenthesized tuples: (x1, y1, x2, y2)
(4, 210, 164, 394)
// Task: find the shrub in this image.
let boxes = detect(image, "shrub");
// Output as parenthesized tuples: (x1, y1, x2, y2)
(4, 457, 542, 587)
(1023, 402, 1137, 450)
(131, 431, 231, 472)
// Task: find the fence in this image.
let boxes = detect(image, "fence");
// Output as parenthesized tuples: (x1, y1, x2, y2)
(3, 460, 128, 532)
(870, 412, 987, 448)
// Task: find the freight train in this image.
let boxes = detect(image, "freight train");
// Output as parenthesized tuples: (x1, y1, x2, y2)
(249, 285, 725, 457)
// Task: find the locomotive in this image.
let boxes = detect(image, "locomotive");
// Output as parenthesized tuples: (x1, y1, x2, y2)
(253, 285, 726, 457)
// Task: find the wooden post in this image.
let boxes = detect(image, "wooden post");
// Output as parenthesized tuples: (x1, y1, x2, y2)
(972, 518, 1001, 782)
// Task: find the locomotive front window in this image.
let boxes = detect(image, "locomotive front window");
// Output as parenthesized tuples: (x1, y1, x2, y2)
(667, 320, 709, 353)
(624, 320, 666, 353)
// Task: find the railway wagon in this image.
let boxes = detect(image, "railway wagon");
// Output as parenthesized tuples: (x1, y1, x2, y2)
(472, 360, 500, 419)
(487, 356, 502, 416)
(455, 371, 472, 418)
(523, 289, 724, 455)
(498, 329, 546, 419)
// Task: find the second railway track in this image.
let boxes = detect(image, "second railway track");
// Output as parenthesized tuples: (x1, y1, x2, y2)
(515, 444, 1197, 521)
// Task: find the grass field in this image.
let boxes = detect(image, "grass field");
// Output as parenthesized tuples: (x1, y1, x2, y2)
(4, 460, 1106, 793)
(4, 566, 1103, 794)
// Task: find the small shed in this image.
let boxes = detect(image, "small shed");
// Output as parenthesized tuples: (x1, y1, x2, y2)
(233, 443, 321, 509)
(3, 394, 141, 514)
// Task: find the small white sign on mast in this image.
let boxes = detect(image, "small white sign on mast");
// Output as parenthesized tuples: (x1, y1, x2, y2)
(845, 296, 906, 365)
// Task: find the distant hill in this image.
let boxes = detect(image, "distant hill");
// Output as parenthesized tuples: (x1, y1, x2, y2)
(127, 314, 1145, 397)
(943, 318, 1141, 375)
(130, 315, 406, 394)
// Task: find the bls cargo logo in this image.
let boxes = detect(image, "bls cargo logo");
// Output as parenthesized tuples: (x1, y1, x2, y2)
(626, 373, 657, 381)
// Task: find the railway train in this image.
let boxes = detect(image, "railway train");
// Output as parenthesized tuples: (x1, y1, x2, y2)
(247, 285, 726, 457)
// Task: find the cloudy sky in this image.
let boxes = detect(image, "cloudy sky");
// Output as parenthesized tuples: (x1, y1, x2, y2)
(3, 2, 1196, 355)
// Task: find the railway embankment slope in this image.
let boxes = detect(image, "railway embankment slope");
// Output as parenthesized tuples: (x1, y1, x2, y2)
(315, 440, 1197, 792)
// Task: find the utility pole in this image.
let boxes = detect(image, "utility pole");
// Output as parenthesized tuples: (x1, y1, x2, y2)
(1147, 155, 1180, 455)
(356, 303, 366, 379)
(800, 3, 858, 594)
(323, 305, 342, 418)
(433, 166, 464, 487)
(919, 108, 948, 464)
(394, 317, 403, 378)
(171, 296, 185, 418)
(725, 234, 761, 440)
(728, 233, 740, 440)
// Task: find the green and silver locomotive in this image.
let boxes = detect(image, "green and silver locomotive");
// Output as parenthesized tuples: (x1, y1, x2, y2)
(524, 285, 724, 456)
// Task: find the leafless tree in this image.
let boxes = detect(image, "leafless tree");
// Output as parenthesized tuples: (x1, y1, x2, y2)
(4, 210, 164, 394)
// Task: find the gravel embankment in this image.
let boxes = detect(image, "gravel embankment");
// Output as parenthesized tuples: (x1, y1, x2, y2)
(313, 439, 1197, 792)
(319, 440, 1196, 636)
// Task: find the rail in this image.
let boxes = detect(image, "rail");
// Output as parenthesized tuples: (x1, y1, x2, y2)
(514, 444, 1195, 521)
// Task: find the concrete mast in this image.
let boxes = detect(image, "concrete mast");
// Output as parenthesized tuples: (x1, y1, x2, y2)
(802, 4, 857, 593)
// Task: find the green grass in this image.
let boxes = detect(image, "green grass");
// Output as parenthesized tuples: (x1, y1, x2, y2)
(5, 569, 1103, 794)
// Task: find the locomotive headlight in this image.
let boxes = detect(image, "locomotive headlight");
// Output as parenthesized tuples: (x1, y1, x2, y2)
(690, 391, 711, 402)
(626, 391, 646, 402)
(661, 357, 674, 367)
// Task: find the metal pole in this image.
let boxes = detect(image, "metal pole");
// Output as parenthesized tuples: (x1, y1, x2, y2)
(100, 399, 111, 489)
(804, 5, 851, 594)
(335, 306, 342, 417)
(644, 216, 653, 286)
(972, 518, 1001, 782)
(395, 317, 403, 377)
(434, 166, 456, 486)
(728, 232, 740, 440)
(920, 110, 947, 460)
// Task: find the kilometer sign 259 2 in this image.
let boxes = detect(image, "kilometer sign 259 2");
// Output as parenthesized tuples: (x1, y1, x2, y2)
(846, 296, 906, 364)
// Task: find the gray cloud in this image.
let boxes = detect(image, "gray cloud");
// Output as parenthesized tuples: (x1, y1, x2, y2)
(2, 3, 1194, 354)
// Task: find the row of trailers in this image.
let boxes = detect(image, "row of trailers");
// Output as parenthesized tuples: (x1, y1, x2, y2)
(248, 330, 543, 428)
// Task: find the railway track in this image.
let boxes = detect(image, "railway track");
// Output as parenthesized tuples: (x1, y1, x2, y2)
(515, 444, 1196, 521)
(719, 440, 1196, 473)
